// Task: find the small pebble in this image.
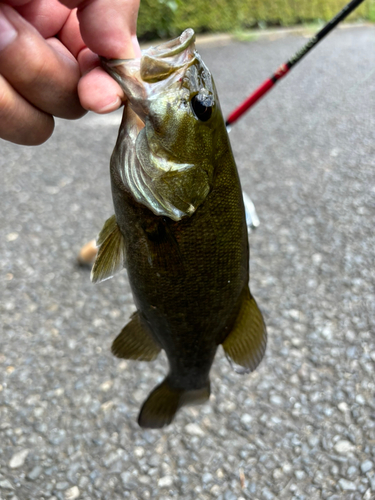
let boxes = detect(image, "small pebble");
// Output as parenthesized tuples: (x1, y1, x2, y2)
(185, 423, 205, 436)
(356, 394, 365, 405)
(338, 478, 357, 491)
(27, 466, 43, 481)
(120, 472, 138, 490)
(134, 447, 144, 458)
(308, 435, 320, 447)
(78, 476, 89, 489)
(283, 463, 293, 474)
(331, 465, 339, 476)
(158, 476, 173, 488)
(295, 470, 306, 480)
(273, 468, 283, 480)
(312, 253, 322, 265)
(65, 486, 80, 500)
(0, 479, 14, 490)
(334, 441, 355, 454)
(6, 233, 19, 242)
(55, 482, 70, 490)
(9, 449, 29, 469)
(224, 490, 237, 500)
(202, 473, 213, 483)
(347, 466, 358, 477)
(361, 461, 373, 473)
(269, 395, 284, 406)
(240, 413, 252, 426)
(261, 487, 275, 500)
(99, 380, 113, 392)
(338, 402, 349, 412)
(210, 485, 221, 496)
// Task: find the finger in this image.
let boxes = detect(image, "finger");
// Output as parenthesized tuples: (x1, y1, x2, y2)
(76, 40, 141, 113)
(59, 1, 141, 114)
(79, 66, 123, 113)
(57, 0, 140, 113)
(1, 0, 33, 7)
(14, 0, 71, 38)
(59, 0, 140, 59)
(55, 7, 124, 113)
(0, 74, 54, 145)
(73, 47, 122, 112)
(0, 4, 85, 119)
(57, 7, 85, 59)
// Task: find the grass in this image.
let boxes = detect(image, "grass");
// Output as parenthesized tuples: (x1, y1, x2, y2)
(232, 29, 260, 42)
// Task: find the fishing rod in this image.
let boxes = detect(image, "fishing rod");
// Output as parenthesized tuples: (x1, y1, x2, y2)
(225, 0, 366, 127)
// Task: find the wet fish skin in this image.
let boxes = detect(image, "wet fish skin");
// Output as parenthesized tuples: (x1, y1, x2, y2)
(93, 29, 267, 428)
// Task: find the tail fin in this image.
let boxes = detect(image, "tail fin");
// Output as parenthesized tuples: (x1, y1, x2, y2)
(138, 378, 210, 429)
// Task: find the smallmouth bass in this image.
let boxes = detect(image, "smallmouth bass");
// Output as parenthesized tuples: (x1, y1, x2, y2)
(92, 29, 267, 428)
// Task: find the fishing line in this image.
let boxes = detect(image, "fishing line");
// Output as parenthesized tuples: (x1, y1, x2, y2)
(345, 65, 375, 94)
(225, 0, 367, 128)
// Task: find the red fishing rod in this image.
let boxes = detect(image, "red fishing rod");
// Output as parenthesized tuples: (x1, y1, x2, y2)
(226, 0, 366, 127)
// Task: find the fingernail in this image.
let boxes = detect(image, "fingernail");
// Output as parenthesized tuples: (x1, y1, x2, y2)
(96, 96, 122, 113)
(0, 7, 17, 52)
(132, 36, 142, 58)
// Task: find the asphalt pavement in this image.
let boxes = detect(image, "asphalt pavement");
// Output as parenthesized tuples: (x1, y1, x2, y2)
(0, 25, 375, 500)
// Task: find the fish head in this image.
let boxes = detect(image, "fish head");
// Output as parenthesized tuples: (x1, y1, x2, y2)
(101, 29, 227, 220)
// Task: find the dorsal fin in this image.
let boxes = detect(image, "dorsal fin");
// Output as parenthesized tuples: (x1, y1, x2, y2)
(91, 215, 126, 284)
(111, 312, 161, 361)
(222, 287, 267, 373)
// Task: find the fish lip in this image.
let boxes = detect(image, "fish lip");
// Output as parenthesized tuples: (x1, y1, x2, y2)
(100, 28, 196, 70)
(100, 55, 132, 69)
(146, 28, 195, 59)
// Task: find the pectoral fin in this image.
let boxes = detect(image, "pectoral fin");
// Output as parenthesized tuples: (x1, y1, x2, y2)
(222, 287, 267, 373)
(111, 312, 161, 361)
(144, 219, 184, 276)
(91, 215, 126, 284)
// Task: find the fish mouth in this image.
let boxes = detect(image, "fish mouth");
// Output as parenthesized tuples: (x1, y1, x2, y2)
(143, 28, 195, 59)
(100, 29, 196, 86)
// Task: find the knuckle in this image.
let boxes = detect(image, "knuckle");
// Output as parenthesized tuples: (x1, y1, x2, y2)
(0, 77, 54, 145)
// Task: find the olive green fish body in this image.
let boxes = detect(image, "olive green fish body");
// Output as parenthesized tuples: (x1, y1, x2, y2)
(92, 30, 267, 428)
(111, 126, 247, 373)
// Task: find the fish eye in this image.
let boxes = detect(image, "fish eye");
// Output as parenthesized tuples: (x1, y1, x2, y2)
(191, 94, 213, 122)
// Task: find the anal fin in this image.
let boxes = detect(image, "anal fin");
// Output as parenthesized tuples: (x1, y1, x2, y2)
(222, 287, 267, 373)
(111, 312, 161, 361)
(91, 215, 126, 283)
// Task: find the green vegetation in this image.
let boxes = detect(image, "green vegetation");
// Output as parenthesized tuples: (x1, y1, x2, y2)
(232, 30, 260, 43)
(137, 0, 372, 40)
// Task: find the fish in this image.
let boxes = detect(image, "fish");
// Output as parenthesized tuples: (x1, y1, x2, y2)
(91, 28, 267, 428)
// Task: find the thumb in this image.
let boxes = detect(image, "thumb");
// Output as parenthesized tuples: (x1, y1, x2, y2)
(59, 0, 140, 59)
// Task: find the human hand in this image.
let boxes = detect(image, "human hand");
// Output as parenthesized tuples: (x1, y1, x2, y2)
(0, 0, 140, 145)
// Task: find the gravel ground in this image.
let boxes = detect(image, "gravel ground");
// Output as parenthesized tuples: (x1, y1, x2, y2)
(1, 25, 375, 500)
